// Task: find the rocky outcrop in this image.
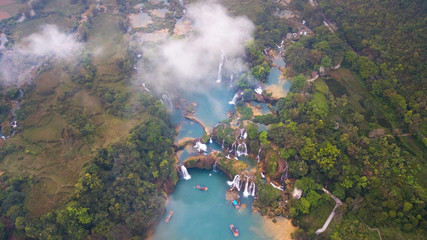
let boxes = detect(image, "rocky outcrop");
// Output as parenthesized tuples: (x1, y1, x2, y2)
(182, 151, 248, 180)
(183, 153, 216, 170)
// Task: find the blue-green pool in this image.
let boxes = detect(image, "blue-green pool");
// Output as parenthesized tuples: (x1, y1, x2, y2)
(151, 169, 273, 240)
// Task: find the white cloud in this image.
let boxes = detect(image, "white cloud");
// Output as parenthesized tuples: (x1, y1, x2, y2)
(140, 2, 254, 90)
(0, 24, 82, 85)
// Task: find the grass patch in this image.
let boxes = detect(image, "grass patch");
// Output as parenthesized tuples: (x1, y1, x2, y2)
(328, 68, 395, 130)
(324, 76, 349, 98)
(313, 78, 329, 94)
(22, 113, 66, 142)
(12, 14, 74, 41)
(87, 13, 126, 65)
(44, 0, 88, 16)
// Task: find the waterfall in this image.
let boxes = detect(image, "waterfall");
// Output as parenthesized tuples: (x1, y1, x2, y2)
(227, 174, 241, 191)
(229, 74, 234, 88)
(231, 141, 237, 155)
(194, 141, 207, 152)
(216, 50, 225, 83)
(236, 143, 248, 157)
(256, 148, 262, 162)
(161, 94, 173, 111)
(213, 160, 218, 172)
(239, 129, 247, 140)
(180, 166, 191, 180)
(228, 93, 238, 105)
(270, 182, 284, 191)
(281, 160, 288, 184)
(142, 83, 150, 92)
(255, 86, 263, 95)
(222, 139, 225, 149)
(209, 136, 213, 143)
(243, 176, 250, 197)
(250, 182, 256, 196)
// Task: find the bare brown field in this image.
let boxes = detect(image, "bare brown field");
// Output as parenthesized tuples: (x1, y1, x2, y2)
(0, 10, 10, 20)
(0, 0, 14, 7)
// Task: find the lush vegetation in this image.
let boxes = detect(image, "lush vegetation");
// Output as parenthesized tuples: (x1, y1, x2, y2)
(22, 115, 176, 239)
(222, 0, 426, 239)
(0, 0, 179, 239)
(241, 0, 426, 239)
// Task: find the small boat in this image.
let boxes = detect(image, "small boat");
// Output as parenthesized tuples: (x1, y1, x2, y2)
(232, 200, 240, 209)
(196, 185, 208, 191)
(230, 224, 239, 237)
(165, 211, 173, 223)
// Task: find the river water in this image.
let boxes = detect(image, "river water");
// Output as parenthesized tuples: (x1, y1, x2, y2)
(151, 169, 274, 240)
(180, 84, 236, 128)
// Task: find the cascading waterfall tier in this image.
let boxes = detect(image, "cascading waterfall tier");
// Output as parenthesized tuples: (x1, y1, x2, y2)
(161, 93, 173, 112)
(228, 92, 238, 105)
(213, 160, 218, 172)
(249, 181, 256, 196)
(256, 148, 262, 162)
(216, 50, 225, 83)
(243, 176, 250, 197)
(270, 182, 284, 191)
(227, 174, 241, 191)
(228, 174, 256, 197)
(281, 160, 288, 184)
(236, 142, 248, 157)
(180, 165, 191, 180)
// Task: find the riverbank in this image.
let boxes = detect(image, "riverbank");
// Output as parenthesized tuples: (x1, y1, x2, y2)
(184, 113, 211, 136)
(262, 216, 297, 240)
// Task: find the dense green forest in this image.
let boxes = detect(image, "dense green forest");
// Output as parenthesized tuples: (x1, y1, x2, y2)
(220, 0, 426, 239)
(22, 114, 177, 239)
(243, 0, 426, 239)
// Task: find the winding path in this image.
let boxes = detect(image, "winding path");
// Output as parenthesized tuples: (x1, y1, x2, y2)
(315, 187, 342, 235)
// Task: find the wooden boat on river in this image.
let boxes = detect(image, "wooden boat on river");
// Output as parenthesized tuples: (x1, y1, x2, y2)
(196, 185, 208, 191)
(165, 211, 173, 223)
(230, 224, 239, 237)
(232, 200, 240, 209)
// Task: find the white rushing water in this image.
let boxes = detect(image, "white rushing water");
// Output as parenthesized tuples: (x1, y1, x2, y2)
(194, 141, 207, 152)
(236, 142, 248, 157)
(270, 182, 284, 191)
(249, 181, 256, 196)
(216, 50, 225, 83)
(228, 92, 238, 105)
(243, 176, 250, 197)
(256, 148, 262, 162)
(161, 93, 173, 111)
(180, 165, 192, 180)
(227, 174, 241, 191)
(229, 175, 256, 197)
